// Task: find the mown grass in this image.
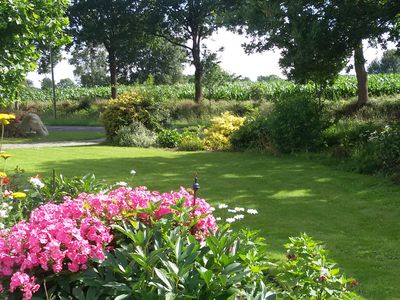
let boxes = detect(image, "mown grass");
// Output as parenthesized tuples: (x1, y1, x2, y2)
(6, 146, 400, 299)
(2, 132, 105, 144)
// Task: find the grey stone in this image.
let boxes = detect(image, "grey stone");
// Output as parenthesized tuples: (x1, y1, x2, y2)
(20, 113, 49, 136)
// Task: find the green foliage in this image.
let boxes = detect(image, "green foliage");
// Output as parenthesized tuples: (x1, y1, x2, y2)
(0, 0, 70, 103)
(114, 121, 157, 148)
(156, 129, 182, 148)
(277, 233, 357, 299)
(32, 173, 108, 204)
(368, 49, 400, 74)
(57, 78, 76, 89)
(230, 0, 398, 90)
(101, 91, 170, 138)
(69, 44, 110, 87)
(351, 125, 400, 177)
(41, 78, 54, 91)
(203, 112, 246, 151)
(178, 131, 204, 151)
(268, 95, 330, 153)
(231, 116, 274, 152)
(19, 74, 400, 103)
(119, 38, 186, 85)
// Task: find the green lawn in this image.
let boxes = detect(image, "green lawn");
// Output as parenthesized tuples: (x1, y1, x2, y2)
(2, 131, 105, 144)
(7, 146, 400, 299)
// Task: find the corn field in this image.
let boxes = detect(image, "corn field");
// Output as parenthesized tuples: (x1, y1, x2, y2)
(20, 74, 400, 103)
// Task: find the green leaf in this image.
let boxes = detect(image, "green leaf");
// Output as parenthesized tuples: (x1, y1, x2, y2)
(154, 268, 173, 291)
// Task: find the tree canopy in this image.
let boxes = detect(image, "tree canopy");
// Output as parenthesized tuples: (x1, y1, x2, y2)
(227, 0, 400, 105)
(156, 0, 226, 102)
(68, 0, 159, 98)
(0, 0, 70, 104)
(368, 49, 400, 74)
(69, 44, 110, 87)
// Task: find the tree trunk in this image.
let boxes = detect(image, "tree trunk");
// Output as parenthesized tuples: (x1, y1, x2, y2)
(354, 41, 368, 107)
(109, 49, 117, 99)
(192, 38, 203, 103)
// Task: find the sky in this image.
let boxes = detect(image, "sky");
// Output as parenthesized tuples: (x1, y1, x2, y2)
(27, 29, 390, 87)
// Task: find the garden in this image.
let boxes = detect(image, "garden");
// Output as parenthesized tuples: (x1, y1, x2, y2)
(2, 0, 400, 299)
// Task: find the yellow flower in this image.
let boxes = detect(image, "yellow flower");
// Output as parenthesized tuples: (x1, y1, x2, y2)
(0, 172, 7, 178)
(0, 153, 11, 160)
(12, 192, 26, 198)
(0, 113, 15, 125)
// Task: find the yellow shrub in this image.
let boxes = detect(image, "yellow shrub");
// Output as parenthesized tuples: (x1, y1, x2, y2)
(203, 112, 245, 151)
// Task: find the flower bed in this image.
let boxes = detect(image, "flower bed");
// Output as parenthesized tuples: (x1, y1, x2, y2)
(0, 178, 358, 299)
(0, 186, 218, 299)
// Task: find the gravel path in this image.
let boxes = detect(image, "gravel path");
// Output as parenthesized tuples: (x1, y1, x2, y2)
(3, 138, 106, 150)
(3, 126, 106, 149)
(47, 126, 105, 133)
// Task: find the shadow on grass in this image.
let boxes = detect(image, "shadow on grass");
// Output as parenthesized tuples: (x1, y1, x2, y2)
(19, 148, 400, 298)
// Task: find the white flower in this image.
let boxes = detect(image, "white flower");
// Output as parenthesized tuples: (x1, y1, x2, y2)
(234, 214, 244, 220)
(115, 181, 128, 187)
(234, 207, 245, 212)
(218, 203, 228, 209)
(226, 217, 236, 223)
(247, 209, 258, 215)
(130, 170, 136, 176)
(0, 209, 8, 218)
(216, 217, 222, 221)
(228, 209, 236, 213)
(29, 176, 44, 189)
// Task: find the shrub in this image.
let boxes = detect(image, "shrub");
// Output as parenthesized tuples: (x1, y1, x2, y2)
(178, 130, 204, 151)
(351, 124, 400, 178)
(203, 112, 245, 151)
(277, 233, 358, 299)
(156, 129, 182, 148)
(268, 94, 330, 153)
(231, 115, 275, 152)
(114, 120, 157, 148)
(101, 91, 170, 138)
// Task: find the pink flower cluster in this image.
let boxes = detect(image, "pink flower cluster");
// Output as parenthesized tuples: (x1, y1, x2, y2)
(0, 198, 113, 299)
(0, 186, 216, 299)
(80, 186, 217, 236)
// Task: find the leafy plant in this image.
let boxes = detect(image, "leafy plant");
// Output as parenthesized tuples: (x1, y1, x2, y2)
(203, 112, 246, 151)
(101, 90, 170, 138)
(114, 121, 157, 148)
(277, 233, 358, 299)
(268, 94, 330, 153)
(177, 130, 204, 151)
(157, 129, 182, 148)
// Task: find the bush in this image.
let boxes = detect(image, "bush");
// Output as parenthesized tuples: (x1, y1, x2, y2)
(178, 130, 204, 151)
(231, 115, 275, 152)
(277, 233, 358, 299)
(101, 90, 170, 138)
(351, 124, 400, 178)
(203, 112, 245, 151)
(157, 129, 182, 148)
(114, 120, 157, 147)
(268, 95, 330, 153)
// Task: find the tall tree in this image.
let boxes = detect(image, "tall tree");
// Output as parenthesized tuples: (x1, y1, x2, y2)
(69, 44, 110, 87)
(156, 0, 225, 102)
(368, 49, 400, 74)
(68, 0, 156, 98)
(228, 0, 400, 106)
(118, 38, 186, 85)
(0, 0, 69, 104)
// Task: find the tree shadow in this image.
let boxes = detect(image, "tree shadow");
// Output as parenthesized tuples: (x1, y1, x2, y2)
(24, 147, 400, 297)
